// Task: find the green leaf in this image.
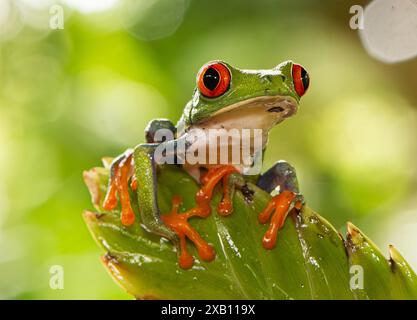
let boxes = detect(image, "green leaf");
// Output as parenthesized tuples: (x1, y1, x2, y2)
(83, 164, 417, 299)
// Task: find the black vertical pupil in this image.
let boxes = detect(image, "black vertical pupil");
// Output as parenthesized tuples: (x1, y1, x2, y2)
(301, 68, 309, 91)
(203, 67, 220, 91)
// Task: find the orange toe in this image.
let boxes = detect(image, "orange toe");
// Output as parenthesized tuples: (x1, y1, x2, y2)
(103, 152, 137, 226)
(162, 196, 216, 269)
(259, 190, 298, 250)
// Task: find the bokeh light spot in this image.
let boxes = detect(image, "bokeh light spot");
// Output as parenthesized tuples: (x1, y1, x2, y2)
(75, 69, 170, 147)
(122, 0, 189, 41)
(63, 0, 119, 14)
(360, 0, 417, 63)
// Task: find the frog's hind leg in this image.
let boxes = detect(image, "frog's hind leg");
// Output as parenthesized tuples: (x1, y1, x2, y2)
(158, 165, 241, 269)
(256, 161, 304, 249)
(161, 196, 216, 269)
(102, 118, 176, 226)
(161, 164, 246, 269)
(133, 144, 178, 242)
(162, 165, 242, 268)
(134, 143, 216, 269)
(103, 149, 136, 226)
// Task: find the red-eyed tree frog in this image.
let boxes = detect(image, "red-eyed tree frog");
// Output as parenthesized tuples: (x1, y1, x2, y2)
(102, 60, 310, 269)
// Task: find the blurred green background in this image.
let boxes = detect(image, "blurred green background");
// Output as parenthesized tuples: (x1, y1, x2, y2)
(1, 0, 417, 299)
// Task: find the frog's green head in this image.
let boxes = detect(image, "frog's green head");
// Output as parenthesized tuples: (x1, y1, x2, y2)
(178, 60, 309, 134)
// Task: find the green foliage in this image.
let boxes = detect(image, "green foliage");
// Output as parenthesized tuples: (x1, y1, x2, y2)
(84, 163, 417, 299)
(3, 0, 417, 299)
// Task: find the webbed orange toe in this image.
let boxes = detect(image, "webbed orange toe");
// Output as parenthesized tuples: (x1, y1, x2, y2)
(217, 173, 234, 216)
(259, 190, 302, 250)
(103, 151, 137, 226)
(161, 196, 216, 269)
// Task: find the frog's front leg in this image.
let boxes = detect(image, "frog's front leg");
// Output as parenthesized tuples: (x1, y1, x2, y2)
(256, 161, 304, 249)
(215, 172, 247, 216)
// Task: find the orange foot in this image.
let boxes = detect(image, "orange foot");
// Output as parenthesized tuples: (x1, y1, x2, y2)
(163, 165, 239, 269)
(258, 190, 303, 250)
(161, 196, 215, 269)
(103, 150, 137, 226)
(197, 165, 240, 216)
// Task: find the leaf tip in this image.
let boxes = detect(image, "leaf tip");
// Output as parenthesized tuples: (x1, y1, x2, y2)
(83, 210, 105, 223)
(101, 252, 119, 265)
(347, 222, 360, 238)
(389, 244, 404, 265)
(101, 157, 113, 169)
(345, 222, 367, 252)
(83, 168, 103, 207)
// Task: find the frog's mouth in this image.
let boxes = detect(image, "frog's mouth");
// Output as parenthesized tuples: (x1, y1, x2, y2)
(195, 95, 298, 132)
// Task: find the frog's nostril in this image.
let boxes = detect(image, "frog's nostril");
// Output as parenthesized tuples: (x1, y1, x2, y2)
(268, 106, 285, 113)
(262, 75, 273, 83)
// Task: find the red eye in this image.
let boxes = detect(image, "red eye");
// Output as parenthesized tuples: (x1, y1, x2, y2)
(197, 62, 231, 98)
(292, 63, 310, 97)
